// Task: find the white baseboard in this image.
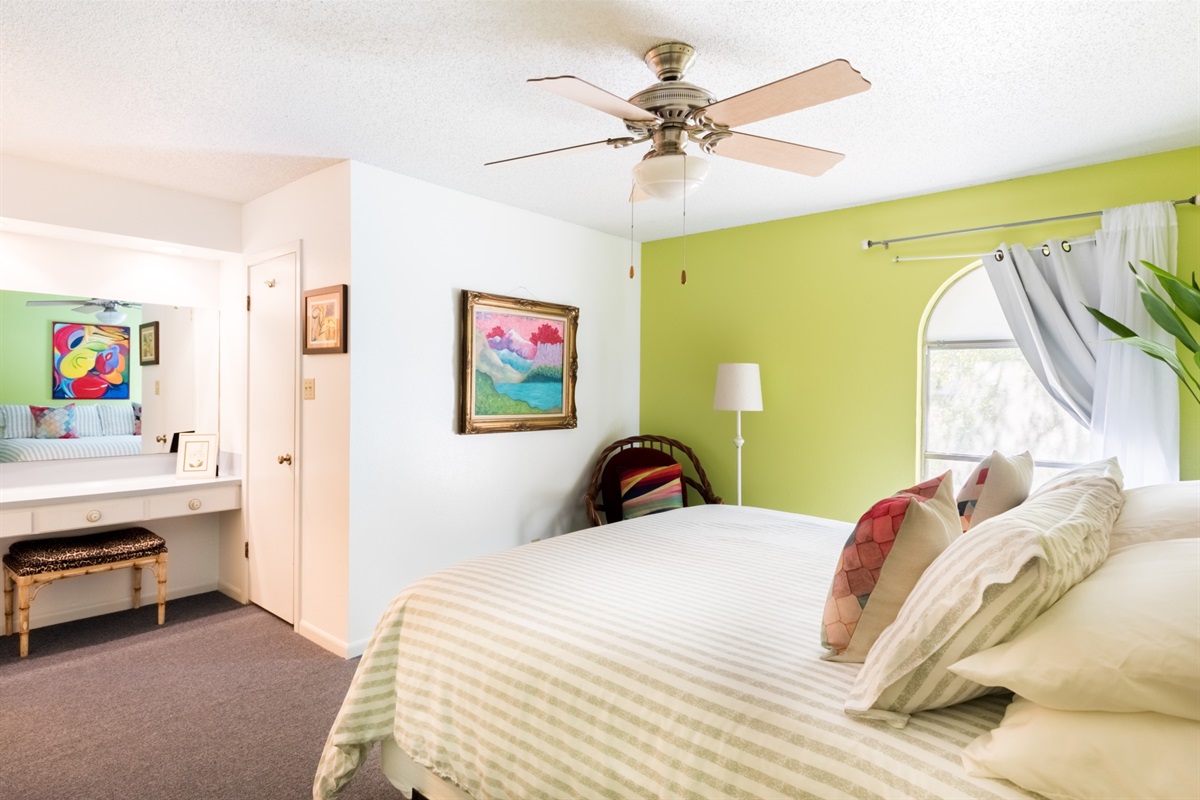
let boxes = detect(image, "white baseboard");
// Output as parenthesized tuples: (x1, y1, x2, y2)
(217, 579, 248, 604)
(296, 618, 352, 658)
(27, 580, 219, 629)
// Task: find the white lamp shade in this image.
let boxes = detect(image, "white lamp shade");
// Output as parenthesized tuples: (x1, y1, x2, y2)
(631, 153, 709, 201)
(95, 309, 127, 324)
(713, 363, 763, 411)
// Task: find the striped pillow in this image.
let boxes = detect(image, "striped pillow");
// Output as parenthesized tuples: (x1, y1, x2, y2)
(0, 404, 35, 439)
(844, 465, 1125, 727)
(620, 464, 684, 519)
(956, 450, 1033, 531)
(98, 403, 135, 436)
(31, 404, 78, 439)
(74, 404, 103, 437)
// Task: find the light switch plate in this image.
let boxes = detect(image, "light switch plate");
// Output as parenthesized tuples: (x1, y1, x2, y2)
(303, 378, 316, 400)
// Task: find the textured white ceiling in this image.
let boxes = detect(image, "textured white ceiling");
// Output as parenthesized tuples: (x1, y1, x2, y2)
(2, 1, 1197, 242)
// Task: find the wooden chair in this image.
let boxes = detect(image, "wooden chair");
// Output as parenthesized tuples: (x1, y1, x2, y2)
(583, 435, 722, 526)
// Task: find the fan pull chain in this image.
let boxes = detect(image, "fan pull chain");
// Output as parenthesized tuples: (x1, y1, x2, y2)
(629, 192, 636, 279)
(681, 155, 688, 285)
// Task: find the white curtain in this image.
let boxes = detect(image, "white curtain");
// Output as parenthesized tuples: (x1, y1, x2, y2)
(984, 201, 1179, 486)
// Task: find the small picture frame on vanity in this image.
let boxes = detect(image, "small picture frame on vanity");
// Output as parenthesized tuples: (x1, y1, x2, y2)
(176, 433, 218, 479)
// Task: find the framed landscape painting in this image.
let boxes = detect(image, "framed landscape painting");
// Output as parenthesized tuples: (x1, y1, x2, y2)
(460, 290, 578, 434)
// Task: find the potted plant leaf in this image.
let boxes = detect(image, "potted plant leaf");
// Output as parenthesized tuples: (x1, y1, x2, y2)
(1086, 260, 1200, 404)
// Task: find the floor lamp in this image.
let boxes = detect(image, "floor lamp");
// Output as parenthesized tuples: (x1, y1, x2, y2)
(713, 363, 763, 506)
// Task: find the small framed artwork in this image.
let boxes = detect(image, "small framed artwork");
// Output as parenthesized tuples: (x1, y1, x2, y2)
(303, 284, 348, 354)
(139, 321, 160, 366)
(176, 433, 218, 479)
(460, 290, 579, 434)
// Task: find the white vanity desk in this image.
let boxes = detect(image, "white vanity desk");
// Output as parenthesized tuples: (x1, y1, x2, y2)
(1, 474, 241, 540)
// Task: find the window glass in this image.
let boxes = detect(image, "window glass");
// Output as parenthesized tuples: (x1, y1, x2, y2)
(922, 265, 1090, 493)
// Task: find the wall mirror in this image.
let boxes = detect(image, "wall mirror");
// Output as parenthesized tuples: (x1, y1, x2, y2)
(0, 289, 219, 463)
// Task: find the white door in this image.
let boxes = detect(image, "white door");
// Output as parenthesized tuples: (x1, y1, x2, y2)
(247, 251, 299, 624)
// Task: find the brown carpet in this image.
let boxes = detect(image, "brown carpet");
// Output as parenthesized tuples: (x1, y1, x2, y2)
(0, 592, 402, 799)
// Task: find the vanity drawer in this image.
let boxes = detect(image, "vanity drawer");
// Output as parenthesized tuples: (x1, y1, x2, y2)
(1, 510, 33, 538)
(146, 484, 240, 519)
(36, 497, 146, 533)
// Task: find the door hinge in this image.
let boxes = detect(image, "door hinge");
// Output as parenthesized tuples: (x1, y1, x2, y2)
(246, 294, 251, 311)
(244, 541, 249, 559)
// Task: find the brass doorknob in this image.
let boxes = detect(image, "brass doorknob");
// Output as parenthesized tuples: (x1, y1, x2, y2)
(277, 454, 293, 465)
(155, 434, 168, 444)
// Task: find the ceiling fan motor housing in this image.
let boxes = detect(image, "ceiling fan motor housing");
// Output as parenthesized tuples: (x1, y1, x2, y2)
(643, 42, 697, 81)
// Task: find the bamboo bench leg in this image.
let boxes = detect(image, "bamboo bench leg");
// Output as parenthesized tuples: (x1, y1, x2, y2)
(17, 576, 30, 659)
(132, 562, 142, 610)
(156, 552, 168, 625)
(3, 567, 11, 637)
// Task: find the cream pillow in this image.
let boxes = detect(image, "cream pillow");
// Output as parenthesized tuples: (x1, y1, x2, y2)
(963, 696, 1200, 800)
(844, 468, 1124, 727)
(950, 538, 1200, 720)
(821, 473, 960, 662)
(1029, 456, 1122, 498)
(956, 450, 1033, 531)
(1109, 481, 1199, 551)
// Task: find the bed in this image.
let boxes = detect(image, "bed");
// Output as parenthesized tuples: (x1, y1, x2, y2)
(0, 434, 142, 462)
(0, 402, 141, 462)
(315, 468, 1199, 800)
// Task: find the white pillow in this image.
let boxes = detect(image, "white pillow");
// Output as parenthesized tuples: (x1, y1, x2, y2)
(1109, 482, 1199, 551)
(73, 404, 103, 437)
(1029, 456, 1122, 498)
(844, 470, 1124, 726)
(962, 696, 1200, 800)
(950, 538, 1200, 720)
(98, 403, 135, 436)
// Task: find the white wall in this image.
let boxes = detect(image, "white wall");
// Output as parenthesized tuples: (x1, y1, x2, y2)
(241, 162, 352, 648)
(1, 155, 241, 252)
(346, 161, 640, 650)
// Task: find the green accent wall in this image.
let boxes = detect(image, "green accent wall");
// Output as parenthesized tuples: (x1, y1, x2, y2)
(641, 147, 1200, 521)
(0, 291, 142, 405)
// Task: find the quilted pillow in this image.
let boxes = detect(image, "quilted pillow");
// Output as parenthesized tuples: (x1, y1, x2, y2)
(844, 463, 1124, 727)
(962, 697, 1200, 800)
(31, 404, 78, 439)
(821, 472, 959, 662)
(950, 538, 1200, 720)
(620, 463, 684, 519)
(0, 404, 35, 439)
(956, 450, 1033, 531)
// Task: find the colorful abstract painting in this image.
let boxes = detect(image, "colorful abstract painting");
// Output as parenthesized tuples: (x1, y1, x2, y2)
(460, 291, 578, 434)
(52, 322, 131, 399)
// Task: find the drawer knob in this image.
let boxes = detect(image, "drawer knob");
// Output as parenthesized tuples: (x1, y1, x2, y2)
(188, 499, 202, 511)
(86, 510, 102, 523)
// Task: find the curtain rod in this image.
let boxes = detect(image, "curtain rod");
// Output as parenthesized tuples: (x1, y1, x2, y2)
(889, 235, 1098, 263)
(862, 195, 1197, 251)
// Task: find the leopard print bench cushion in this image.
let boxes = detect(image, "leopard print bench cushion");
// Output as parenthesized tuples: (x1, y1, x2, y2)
(3, 527, 167, 577)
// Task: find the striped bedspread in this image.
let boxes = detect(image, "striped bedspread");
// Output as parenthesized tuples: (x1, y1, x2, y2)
(315, 505, 1038, 800)
(0, 435, 142, 462)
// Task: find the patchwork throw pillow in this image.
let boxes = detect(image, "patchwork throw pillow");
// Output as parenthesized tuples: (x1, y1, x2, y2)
(31, 404, 78, 439)
(844, 463, 1124, 727)
(0, 404, 35, 439)
(619, 463, 684, 520)
(1108, 481, 1199, 551)
(956, 450, 1033, 531)
(962, 697, 1200, 800)
(950, 538, 1200, 720)
(821, 472, 959, 662)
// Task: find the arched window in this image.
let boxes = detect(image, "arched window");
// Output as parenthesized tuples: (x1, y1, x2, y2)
(919, 264, 1090, 491)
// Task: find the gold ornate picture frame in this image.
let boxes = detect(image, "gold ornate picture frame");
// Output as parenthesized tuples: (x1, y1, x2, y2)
(460, 290, 578, 434)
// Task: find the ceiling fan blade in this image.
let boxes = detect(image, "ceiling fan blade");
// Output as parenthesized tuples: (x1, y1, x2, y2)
(25, 299, 89, 307)
(699, 59, 870, 128)
(707, 131, 845, 177)
(73, 304, 104, 313)
(529, 76, 657, 123)
(485, 139, 628, 166)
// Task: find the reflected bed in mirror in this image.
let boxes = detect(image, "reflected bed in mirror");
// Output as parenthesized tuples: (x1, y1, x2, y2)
(0, 290, 219, 462)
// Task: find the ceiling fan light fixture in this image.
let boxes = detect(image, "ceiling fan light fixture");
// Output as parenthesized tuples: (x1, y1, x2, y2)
(95, 309, 127, 324)
(631, 153, 709, 201)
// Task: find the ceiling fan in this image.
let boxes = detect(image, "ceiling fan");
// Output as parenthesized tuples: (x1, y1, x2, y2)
(26, 298, 141, 324)
(487, 42, 871, 201)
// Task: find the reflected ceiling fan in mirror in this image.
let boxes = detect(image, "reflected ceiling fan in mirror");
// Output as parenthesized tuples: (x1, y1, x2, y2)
(25, 298, 141, 325)
(486, 42, 871, 201)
